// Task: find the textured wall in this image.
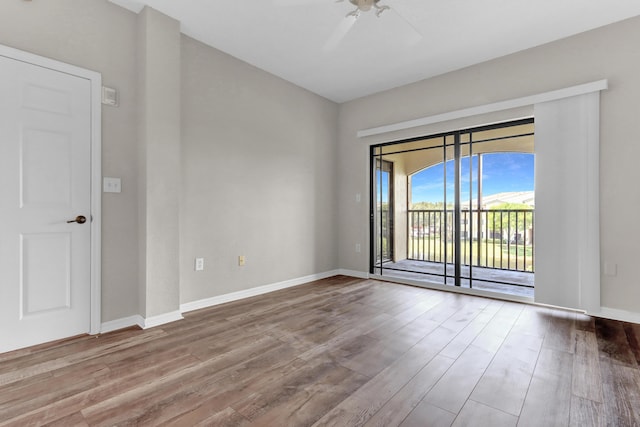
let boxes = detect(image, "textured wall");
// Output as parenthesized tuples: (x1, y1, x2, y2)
(137, 7, 182, 317)
(179, 36, 339, 304)
(338, 16, 640, 314)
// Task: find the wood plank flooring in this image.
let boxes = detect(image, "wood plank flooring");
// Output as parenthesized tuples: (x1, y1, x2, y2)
(0, 276, 639, 426)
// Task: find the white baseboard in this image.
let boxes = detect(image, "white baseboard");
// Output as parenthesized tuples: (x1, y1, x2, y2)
(101, 310, 184, 333)
(180, 270, 341, 314)
(141, 310, 184, 329)
(588, 307, 640, 324)
(100, 315, 145, 333)
(337, 269, 369, 279)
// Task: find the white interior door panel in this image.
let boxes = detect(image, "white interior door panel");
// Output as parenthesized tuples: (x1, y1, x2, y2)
(0, 55, 92, 353)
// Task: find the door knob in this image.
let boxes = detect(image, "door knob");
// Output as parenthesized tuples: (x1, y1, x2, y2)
(67, 215, 87, 224)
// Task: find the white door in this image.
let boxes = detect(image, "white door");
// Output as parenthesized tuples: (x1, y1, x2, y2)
(0, 55, 92, 353)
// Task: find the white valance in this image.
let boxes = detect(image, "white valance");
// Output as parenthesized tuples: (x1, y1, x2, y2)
(357, 80, 607, 138)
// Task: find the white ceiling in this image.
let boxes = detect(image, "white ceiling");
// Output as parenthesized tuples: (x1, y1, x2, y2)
(109, 0, 640, 103)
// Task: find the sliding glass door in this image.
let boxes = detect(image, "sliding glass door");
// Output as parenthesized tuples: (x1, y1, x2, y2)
(370, 119, 535, 297)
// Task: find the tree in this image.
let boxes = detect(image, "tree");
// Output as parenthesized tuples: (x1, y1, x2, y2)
(410, 201, 450, 210)
(487, 203, 533, 243)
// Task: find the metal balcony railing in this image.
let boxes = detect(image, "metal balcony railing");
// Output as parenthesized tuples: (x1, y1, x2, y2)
(408, 209, 534, 273)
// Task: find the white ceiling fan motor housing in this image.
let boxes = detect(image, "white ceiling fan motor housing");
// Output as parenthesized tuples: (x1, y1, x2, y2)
(351, 0, 376, 12)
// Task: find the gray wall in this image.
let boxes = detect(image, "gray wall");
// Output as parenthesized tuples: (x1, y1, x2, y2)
(137, 7, 182, 317)
(337, 15, 640, 314)
(180, 36, 339, 303)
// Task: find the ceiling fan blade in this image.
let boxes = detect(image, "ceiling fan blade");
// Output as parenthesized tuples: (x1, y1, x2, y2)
(322, 15, 358, 52)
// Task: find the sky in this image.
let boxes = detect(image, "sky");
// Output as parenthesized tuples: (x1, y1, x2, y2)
(410, 152, 535, 203)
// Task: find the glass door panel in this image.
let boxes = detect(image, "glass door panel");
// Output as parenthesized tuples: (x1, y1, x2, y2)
(375, 158, 393, 264)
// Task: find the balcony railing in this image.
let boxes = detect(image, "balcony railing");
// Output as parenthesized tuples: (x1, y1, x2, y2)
(408, 209, 534, 273)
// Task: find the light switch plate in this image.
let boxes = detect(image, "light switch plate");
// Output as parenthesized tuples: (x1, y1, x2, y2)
(102, 86, 119, 107)
(103, 177, 122, 193)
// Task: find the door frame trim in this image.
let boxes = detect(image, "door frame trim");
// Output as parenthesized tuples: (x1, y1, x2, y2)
(0, 44, 102, 335)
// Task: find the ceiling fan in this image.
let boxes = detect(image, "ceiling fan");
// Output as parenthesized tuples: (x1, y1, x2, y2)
(339, 0, 391, 18)
(275, 0, 421, 51)
(324, 0, 412, 51)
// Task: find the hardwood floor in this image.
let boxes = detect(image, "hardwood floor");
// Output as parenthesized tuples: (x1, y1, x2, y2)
(0, 276, 639, 426)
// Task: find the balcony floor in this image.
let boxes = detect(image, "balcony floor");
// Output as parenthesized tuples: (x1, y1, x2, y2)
(374, 259, 534, 298)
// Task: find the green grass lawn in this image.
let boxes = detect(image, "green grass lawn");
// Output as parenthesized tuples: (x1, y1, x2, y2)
(408, 237, 534, 272)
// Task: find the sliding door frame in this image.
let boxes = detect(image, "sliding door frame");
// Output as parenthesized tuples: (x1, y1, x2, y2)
(369, 118, 535, 288)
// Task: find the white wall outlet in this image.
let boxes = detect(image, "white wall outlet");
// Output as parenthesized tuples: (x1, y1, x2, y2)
(355, 243, 361, 253)
(103, 177, 122, 193)
(238, 255, 246, 266)
(195, 257, 204, 271)
(355, 193, 361, 203)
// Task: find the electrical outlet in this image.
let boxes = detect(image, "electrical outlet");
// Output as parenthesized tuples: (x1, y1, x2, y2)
(238, 255, 246, 266)
(103, 177, 121, 193)
(195, 258, 204, 271)
(355, 243, 361, 253)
